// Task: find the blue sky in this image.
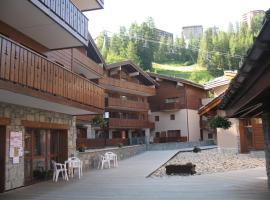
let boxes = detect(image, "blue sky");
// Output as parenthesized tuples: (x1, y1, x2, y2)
(85, 0, 269, 38)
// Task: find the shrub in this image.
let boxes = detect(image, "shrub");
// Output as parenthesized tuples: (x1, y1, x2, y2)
(209, 116, 232, 129)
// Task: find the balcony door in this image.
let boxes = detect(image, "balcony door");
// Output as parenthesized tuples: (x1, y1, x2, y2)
(24, 128, 68, 185)
(0, 126, 6, 192)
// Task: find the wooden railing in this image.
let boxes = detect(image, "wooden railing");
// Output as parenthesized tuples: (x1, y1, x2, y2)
(76, 138, 129, 149)
(34, 0, 88, 40)
(72, 48, 103, 76)
(99, 77, 156, 96)
(159, 102, 181, 111)
(0, 35, 104, 110)
(107, 97, 149, 111)
(109, 118, 154, 129)
(154, 136, 188, 143)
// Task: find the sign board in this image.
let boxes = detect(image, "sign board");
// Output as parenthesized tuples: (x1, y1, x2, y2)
(10, 131, 23, 164)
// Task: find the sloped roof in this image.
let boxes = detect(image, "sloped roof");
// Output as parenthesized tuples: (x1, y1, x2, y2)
(147, 72, 204, 89)
(220, 9, 270, 111)
(106, 60, 158, 86)
(204, 71, 237, 90)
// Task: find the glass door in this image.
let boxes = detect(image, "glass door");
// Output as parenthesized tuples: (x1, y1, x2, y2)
(24, 128, 68, 185)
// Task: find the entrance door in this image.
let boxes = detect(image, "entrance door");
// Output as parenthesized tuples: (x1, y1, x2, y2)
(24, 128, 68, 185)
(0, 126, 6, 192)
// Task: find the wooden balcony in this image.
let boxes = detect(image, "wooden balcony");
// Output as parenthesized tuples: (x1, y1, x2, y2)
(33, 0, 88, 40)
(99, 77, 156, 96)
(0, 0, 88, 49)
(72, 48, 103, 78)
(107, 97, 149, 111)
(0, 35, 104, 114)
(159, 102, 181, 111)
(109, 118, 155, 129)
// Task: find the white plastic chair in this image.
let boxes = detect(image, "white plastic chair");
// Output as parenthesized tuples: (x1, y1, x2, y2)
(105, 152, 118, 167)
(65, 157, 82, 179)
(98, 155, 110, 169)
(51, 160, 68, 182)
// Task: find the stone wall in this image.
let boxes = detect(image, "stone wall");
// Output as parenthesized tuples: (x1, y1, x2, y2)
(0, 102, 76, 191)
(77, 145, 146, 170)
(262, 113, 270, 187)
(147, 140, 214, 151)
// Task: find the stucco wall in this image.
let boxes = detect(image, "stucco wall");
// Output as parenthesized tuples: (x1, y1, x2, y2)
(150, 110, 188, 137)
(187, 110, 201, 142)
(0, 102, 76, 191)
(150, 109, 201, 142)
(216, 117, 240, 152)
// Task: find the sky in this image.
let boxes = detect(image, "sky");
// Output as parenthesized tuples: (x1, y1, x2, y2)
(85, 0, 270, 39)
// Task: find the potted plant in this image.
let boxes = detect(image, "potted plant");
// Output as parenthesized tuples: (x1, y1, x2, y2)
(209, 116, 232, 130)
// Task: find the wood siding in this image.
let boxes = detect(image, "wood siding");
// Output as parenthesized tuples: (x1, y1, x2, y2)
(46, 49, 72, 70)
(148, 79, 186, 112)
(100, 77, 156, 96)
(186, 85, 207, 110)
(72, 48, 103, 76)
(0, 35, 104, 110)
(107, 97, 149, 111)
(109, 118, 154, 129)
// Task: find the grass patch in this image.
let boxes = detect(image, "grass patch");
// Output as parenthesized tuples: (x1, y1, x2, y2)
(152, 62, 213, 84)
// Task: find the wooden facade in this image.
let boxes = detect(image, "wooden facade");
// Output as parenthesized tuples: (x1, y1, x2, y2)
(100, 61, 156, 143)
(148, 73, 206, 112)
(148, 73, 207, 143)
(0, 34, 104, 112)
(0, 0, 105, 192)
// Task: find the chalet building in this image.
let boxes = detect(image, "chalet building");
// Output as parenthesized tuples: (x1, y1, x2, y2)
(199, 71, 264, 153)
(99, 61, 157, 145)
(220, 9, 270, 187)
(0, 0, 105, 192)
(148, 73, 207, 143)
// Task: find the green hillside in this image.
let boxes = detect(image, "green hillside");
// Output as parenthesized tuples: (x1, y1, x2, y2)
(152, 62, 213, 84)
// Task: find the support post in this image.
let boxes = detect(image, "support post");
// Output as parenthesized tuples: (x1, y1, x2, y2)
(262, 113, 270, 187)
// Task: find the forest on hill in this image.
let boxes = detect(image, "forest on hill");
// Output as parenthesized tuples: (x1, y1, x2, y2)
(95, 13, 265, 79)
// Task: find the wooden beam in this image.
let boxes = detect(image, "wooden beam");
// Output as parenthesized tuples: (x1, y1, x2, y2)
(226, 60, 270, 117)
(0, 117, 10, 125)
(21, 120, 69, 130)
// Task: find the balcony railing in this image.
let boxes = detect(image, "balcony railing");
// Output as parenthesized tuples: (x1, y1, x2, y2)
(99, 77, 156, 96)
(107, 97, 149, 111)
(72, 48, 103, 76)
(0, 35, 104, 110)
(159, 102, 181, 111)
(109, 118, 154, 129)
(34, 0, 88, 40)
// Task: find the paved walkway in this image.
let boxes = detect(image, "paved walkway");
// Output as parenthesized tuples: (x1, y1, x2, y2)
(1, 150, 270, 200)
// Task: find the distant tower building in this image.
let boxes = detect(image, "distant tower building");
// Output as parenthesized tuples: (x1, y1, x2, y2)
(154, 28, 173, 42)
(242, 10, 265, 27)
(182, 25, 203, 44)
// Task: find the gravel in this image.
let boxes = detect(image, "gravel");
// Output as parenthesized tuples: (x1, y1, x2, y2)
(151, 149, 265, 177)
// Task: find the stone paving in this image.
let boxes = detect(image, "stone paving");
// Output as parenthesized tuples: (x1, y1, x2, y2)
(1, 150, 270, 200)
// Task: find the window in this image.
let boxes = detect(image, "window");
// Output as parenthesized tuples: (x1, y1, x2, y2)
(208, 133, 213, 139)
(155, 132, 160, 137)
(155, 116, 159, 121)
(170, 114, 175, 120)
(165, 97, 179, 103)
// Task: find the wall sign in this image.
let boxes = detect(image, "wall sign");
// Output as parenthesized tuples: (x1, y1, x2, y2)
(10, 131, 23, 164)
